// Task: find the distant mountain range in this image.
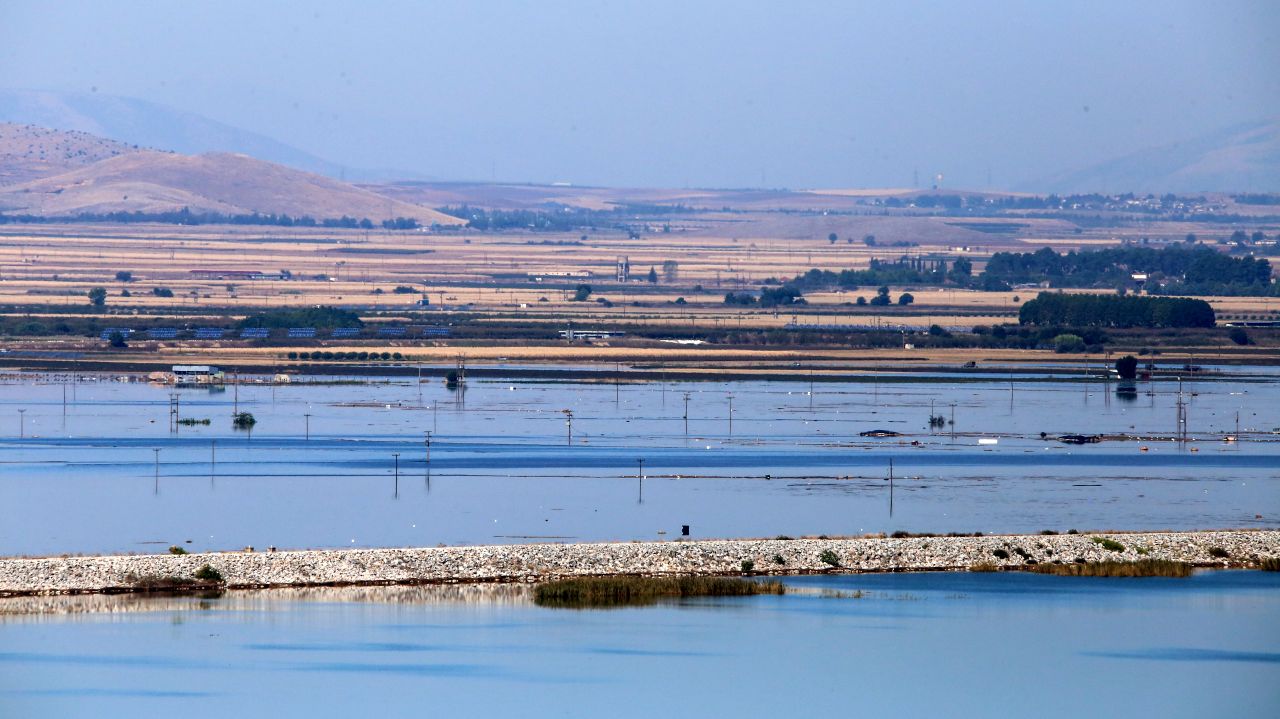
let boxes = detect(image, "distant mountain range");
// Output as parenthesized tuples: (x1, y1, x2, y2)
(1026, 118, 1280, 195)
(0, 89, 427, 183)
(0, 123, 460, 224)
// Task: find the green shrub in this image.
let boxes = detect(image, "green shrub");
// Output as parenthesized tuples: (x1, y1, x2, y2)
(772, 554, 786, 565)
(740, 560, 755, 573)
(193, 564, 224, 583)
(992, 548, 1010, 560)
(1091, 537, 1125, 552)
(1207, 546, 1229, 559)
(818, 549, 840, 568)
(168, 545, 187, 555)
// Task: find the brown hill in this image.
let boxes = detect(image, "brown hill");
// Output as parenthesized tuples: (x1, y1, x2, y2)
(0, 122, 144, 186)
(0, 148, 462, 224)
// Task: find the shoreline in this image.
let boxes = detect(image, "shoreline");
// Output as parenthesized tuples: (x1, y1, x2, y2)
(2, 529, 1276, 599)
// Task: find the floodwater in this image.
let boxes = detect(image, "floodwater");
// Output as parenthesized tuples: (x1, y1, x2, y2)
(1, 369, 1277, 556)
(0, 571, 1276, 718)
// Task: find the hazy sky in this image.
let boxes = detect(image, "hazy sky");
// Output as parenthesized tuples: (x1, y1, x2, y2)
(2, 0, 1278, 188)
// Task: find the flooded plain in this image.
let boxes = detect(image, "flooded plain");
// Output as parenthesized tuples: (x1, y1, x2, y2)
(1, 571, 1276, 718)
(1, 367, 1277, 556)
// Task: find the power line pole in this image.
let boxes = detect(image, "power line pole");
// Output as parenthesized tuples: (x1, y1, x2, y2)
(392, 452, 400, 499)
(683, 392, 691, 436)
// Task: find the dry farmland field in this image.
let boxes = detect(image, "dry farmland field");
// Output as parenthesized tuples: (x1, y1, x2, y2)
(1, 214, 1278, 372)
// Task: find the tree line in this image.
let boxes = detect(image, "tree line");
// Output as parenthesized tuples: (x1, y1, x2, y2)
(793, 245, 1274, 296)
(0, 208, 425, 230)
(1018, 292, 1215, 328)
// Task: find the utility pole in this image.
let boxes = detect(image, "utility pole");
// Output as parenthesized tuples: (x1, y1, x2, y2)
(392, 452, 400, 498)
(17, 409, 25, 439)
(564, 409, 573, 446)
(888, 458, 895, 517)
(727, 394, 734, 436)
(637, 458, 645, 504)
(210, 439, 216, 486)
(950, 403, 956, 442)
(425, 431, 432, 489)
(683, 392, 691, 436)
(304, 413, 311, 441)
(153, 448, 160, 495)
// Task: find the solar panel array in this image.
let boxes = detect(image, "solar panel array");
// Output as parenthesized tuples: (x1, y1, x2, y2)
(287, 327, 317, 338)
(193, 328, 225, 339)
(147, 328, 179, 339)
(377, 326, 406, 337)
(331, 327, 361, 338)
(99, 328, 133, 340)
(421, 326, 451, 337)
(240, 327, 270, 339)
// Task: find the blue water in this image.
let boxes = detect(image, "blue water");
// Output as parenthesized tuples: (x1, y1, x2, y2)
(0, 571, 1276, 718)
(1, 372, 1277, 555)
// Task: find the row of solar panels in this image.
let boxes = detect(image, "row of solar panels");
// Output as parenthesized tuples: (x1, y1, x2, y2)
(100, 326, 450, 340)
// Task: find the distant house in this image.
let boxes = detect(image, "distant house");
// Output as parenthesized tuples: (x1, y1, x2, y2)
(172, 365, 224, 385)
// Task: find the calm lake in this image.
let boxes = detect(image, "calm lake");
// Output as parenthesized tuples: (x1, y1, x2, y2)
(1, 571, 1276, 718)
(1, 368, 1277, 555)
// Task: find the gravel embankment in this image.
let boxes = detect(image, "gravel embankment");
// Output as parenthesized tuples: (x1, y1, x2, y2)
(1, 530, 1275, 597)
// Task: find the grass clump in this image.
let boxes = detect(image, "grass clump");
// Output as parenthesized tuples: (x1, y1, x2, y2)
(1028, 560, 1192, 578)
(1091, 537, 1126, 552)
(969, 562, 1001, 572)
(125, 574, 199, 591)
(1257, 557, 1280, 571)
(1207, 546, 1229, 559)
(818, 549, 841, 568)
(533, 576, 784, 608)
(167, 545, 187, 555)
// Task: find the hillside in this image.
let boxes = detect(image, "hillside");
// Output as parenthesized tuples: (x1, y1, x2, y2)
(0, 122, 145, 186)
(0, 149, 461, 224)
(1029, 118, 1280, 194)
(0, 89, 428, 182)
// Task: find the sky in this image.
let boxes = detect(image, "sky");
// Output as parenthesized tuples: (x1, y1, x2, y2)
(1, 0, 1278, 189)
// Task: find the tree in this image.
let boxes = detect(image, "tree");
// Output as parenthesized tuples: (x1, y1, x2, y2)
(869, 286, 892, 306)
(115, 271, 133, 282)
(897, 292, 915, 306)
(647, 267, 658, 284)
(662, 260, 679, 282)
(572, 284, 592, 302)
(1228, 328, 1252, 346)
(1115, 355, 1138, 380)
(856, 296, 868, 306)
(152, 287, 174, 297)
(107, 330, 127, 348)
(863, 235, 877, 246)
(828, 233, 838, 244)
(232, 412, 257, 430)
(87, 287, 107, 307)
(1052, 333, 1086, 353)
